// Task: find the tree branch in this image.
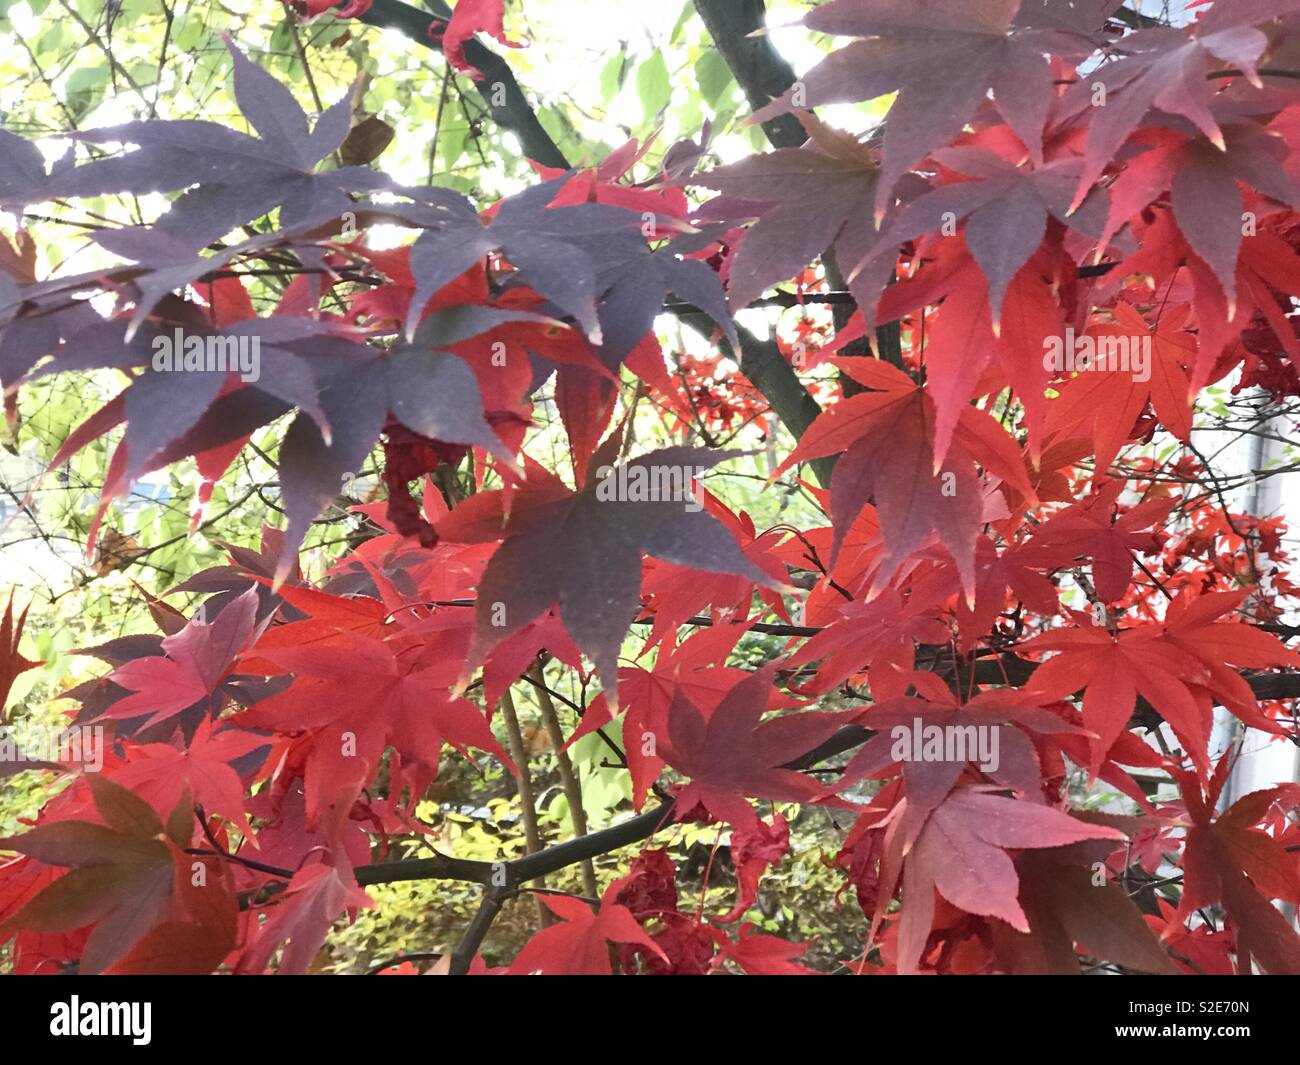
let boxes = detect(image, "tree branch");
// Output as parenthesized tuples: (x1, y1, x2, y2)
(335, 644, 1300, 968)
(359, 0, 569, 169)
(528, 662, 599, 897)
(692, 0, 805, 150)
(449, 886, 507, 974)
(354, 850, 494, 887)
(356, 0, 832, 484)
(691, 0, 902, 424)
(349, 662, 1300, 893)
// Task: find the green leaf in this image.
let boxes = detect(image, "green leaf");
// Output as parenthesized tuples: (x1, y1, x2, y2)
(65, 66, 109, 121)
(670, 1, 694, 45)
(599, 53, 627, 104)
(438, 124, 468, 172)
(697, 48, 734, 109)
(118, 0, 153, 26)
(35, 22, 65, 57)
(636, 53, 671, 122)
(174, 12, 205, 51)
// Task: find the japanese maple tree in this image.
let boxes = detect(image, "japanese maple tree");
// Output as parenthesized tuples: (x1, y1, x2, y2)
(3, 0, 1300, 976)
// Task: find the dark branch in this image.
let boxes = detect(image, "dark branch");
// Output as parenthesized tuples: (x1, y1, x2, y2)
(359, 0, 832, 482)
(692, 0, 805, 150)
(450, 887, 507, 974)
(354, 850, 494, 887)
(360, 0, 569, 169)
(348, 662, 1300, 893)
(691, 0, 899, 421)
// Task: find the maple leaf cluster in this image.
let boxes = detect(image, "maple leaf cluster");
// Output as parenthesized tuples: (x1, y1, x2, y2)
(2, 0, 1300, 975)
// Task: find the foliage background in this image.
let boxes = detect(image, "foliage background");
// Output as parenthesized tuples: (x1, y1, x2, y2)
(1, 0, 1297, 973)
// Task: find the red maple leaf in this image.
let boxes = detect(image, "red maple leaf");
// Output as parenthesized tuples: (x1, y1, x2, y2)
(776, 356, 1034, 598)
(507, 883, 666, 975)
(437, 0, 524, 79)
(660, 664, 854, 830)
(875, 785, 1125, 974)
(716, 922, 818, 975)
(1172, 759, 1300, 974)
(236, 630, 514, 828)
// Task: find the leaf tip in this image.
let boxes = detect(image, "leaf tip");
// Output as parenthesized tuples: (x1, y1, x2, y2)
(270, 560, 293, 594)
